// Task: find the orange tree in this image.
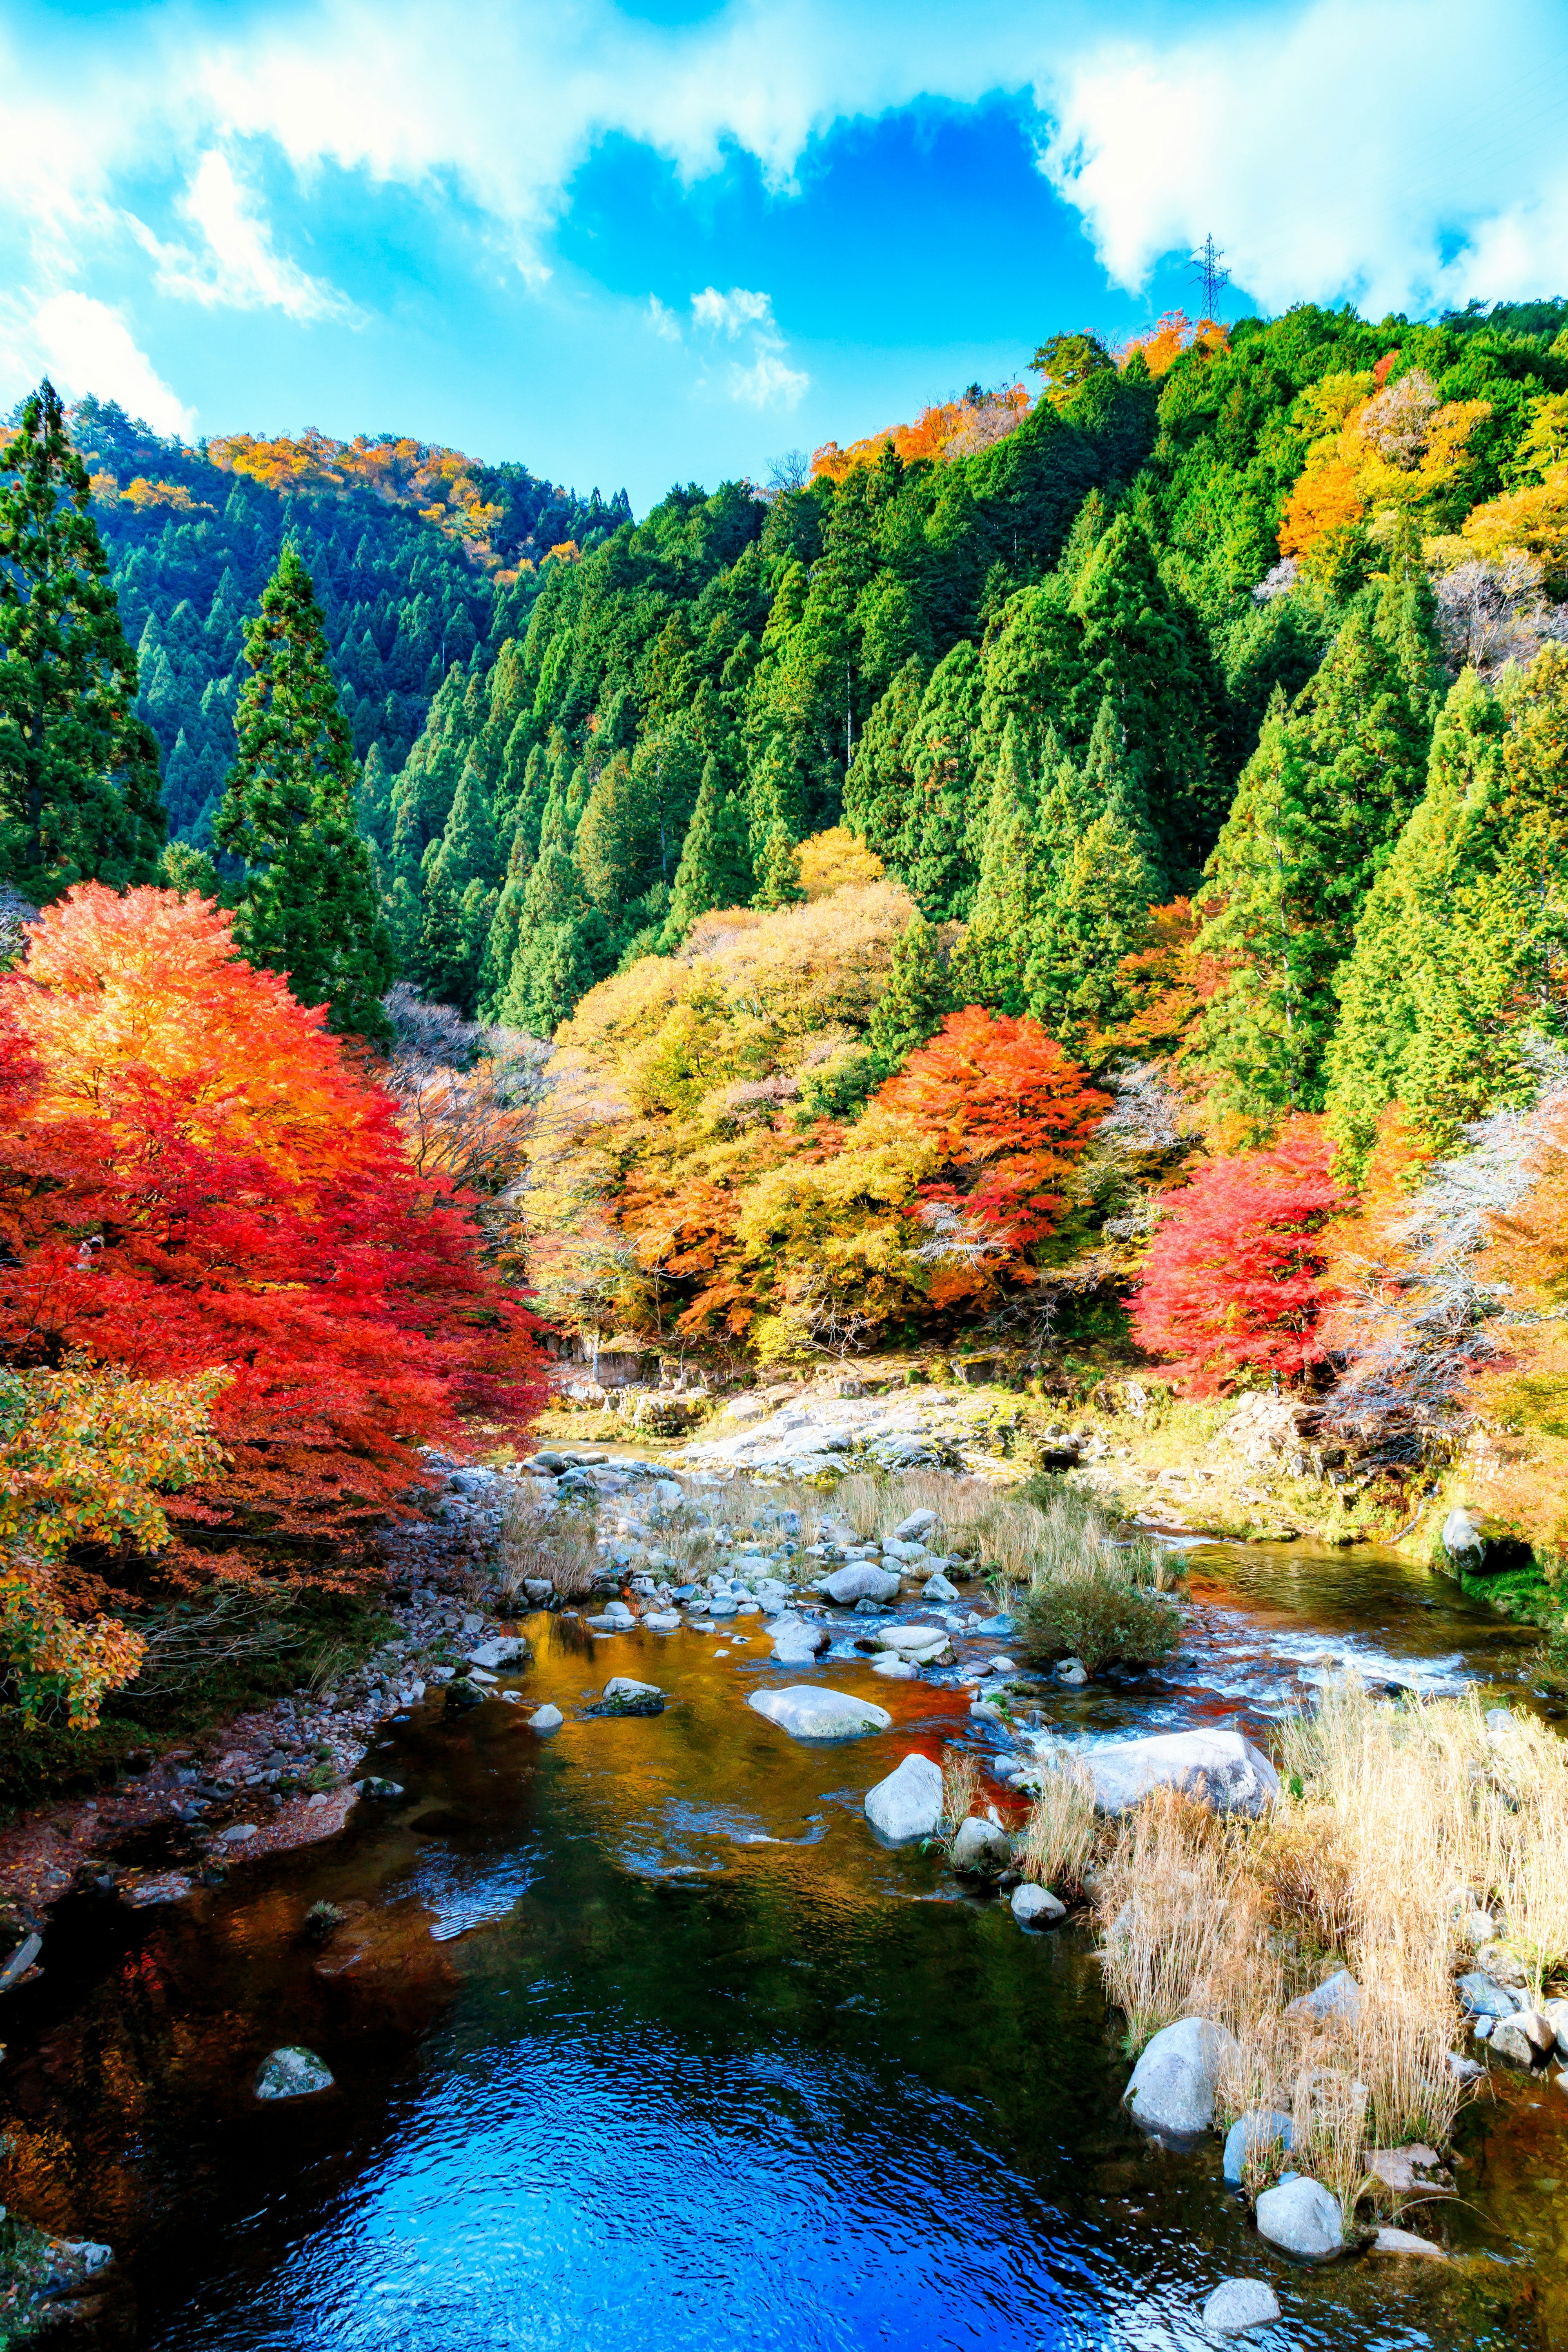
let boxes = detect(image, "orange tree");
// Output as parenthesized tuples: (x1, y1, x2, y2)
(0, 884, 546, 1588)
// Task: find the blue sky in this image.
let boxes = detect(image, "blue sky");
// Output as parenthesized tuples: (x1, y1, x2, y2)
(3, 0, 1567, 511)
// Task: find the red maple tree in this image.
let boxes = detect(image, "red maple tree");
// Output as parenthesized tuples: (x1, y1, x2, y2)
(0, 885, 546, 1580)
(1131, 1117, 1344, 1393)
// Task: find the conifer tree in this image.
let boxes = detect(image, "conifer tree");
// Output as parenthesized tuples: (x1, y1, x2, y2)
(1024, 703, 1160, 1046)
(0, 380, 165, 900)
(1197, 568, 1443, 1122)
(659, 755, 753, 945)
(494, 835, 613, 1035)
(748, 736, 806, 909)
(214, 545, 394, 1042)
(949, 716, 1055, 1011)
(868, 912, 951, 1074)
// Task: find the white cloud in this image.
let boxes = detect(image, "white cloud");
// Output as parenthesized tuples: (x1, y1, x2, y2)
(130, 152, 353, 321)
(647, 295, 683, 342)
(1039, 0, 1568, 317)
(16, 293, 194, 435)
(728, 350, 809, 408)
(691, 285, 775, 338)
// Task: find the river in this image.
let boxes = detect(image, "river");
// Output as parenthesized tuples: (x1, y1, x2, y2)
(2, 1541, 1563, 2350)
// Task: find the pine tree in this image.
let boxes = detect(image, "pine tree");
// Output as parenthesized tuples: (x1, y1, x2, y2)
(214, 545, 394, 1043)
(495, 836, 613, 1035)
(868, 912, 951, 1074)
(0, 380, 165, 899)
(659, 755, 753, 945)
(948, 716, 1056, 1011)
(1023, 704, 1159, 1046)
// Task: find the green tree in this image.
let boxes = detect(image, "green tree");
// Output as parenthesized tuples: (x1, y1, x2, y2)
(214, 545, 394, 1042)
(948, 716, 1056, 1012)
(660, 755, 753, 944)
(0, 380, 165, 900)
(1023, 701, 1160, 1047)
(868, 911, 951, 1073)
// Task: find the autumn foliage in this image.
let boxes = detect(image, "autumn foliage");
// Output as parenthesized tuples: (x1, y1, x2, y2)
(878, 1007, 1108, 1245)
(1131, 1119, 1345, 1393)
(811, 385, 1031, 482)
(0, 886, 545, 1591)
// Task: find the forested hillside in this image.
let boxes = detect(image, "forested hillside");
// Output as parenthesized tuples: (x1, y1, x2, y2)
(70, 398, 628, 845)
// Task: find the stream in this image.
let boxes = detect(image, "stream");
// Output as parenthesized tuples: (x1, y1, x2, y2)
(4, 1541, 1566, 2350)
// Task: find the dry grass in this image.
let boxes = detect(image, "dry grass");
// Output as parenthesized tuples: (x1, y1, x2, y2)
(497, 1492, 601, 1600)
(1096, 1791, 1276, 2051)
(940, 1745, 982, 1838)
(1016, 1760, 1097, 1896)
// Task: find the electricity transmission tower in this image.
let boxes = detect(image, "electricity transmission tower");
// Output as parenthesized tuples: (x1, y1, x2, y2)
(1191, 234, 1230, 319)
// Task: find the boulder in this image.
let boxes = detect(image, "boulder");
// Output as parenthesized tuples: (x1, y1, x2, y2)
(1055, 1658, 1089, 1686)
(1543, 1996, 1568, 2057)
(875, 1624, 952, 1661)
(770, 1614, 829, 1662)
(1201, 2278, 1281, 2335)
(255, 2046, 334, 2100)
(1223, 2109, 1294, 2185)
(950, 1816, 1015, 1876)
(922, 1572, 960, 1603)
(589, 1679, 664, 1717)
(872, 1657, 917, 1679)
(894, 1509, 939, 1540)
(1255, 2174, 1343, 2259)
(1284, 1968, 1361, 2028)
(1011, 1882, 1065, 1927)
(1476, 1939, 1529, 1987)
(1084, 1729, 1280, 1818)
(822, 1565, 902, 1606)
(864, 1753, 944, 1842)
(642, 1612, 682, 1632)
(466, 1635, 532, 1671)
(529, 1704, 564, 1732)
(1366, 2145, 1452, 2195)
(1442, 1505, 1485, 1560)
(1125, 2017, 1239, 2136)
(1490, 2017, 1544, 2068)
(444, 1676, 486, 1710)
(747, 1686, 892, 1742)
(1457, 1970, 1522, 2020)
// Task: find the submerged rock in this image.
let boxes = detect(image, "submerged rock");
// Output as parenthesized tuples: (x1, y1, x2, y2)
(1084, 1729, 1278, 1818)
(1124, 2016, 1239, 2136)
(747, 1686, 892, 1741)
(255, 2046, 334, 2100)
(588, 1678, 665, 1717)
(864, 1752, 944, 1842)
(1255, 2174, 1343, 2259)
(1202, 2278, 1281, 2334)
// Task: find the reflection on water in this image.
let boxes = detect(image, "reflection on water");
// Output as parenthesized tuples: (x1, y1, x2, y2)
(0, 1545, 1558, 2349)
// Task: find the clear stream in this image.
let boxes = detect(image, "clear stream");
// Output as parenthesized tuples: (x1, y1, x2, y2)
(5, 1543, 1568, 2351)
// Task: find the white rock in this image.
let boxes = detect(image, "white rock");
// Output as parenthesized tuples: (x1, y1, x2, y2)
(875, 1624, 952, 1659)
(1372, 2226, 1449, 2260)
(873, 1657, 916, 1678)
(1011, 1882, 1065, 1927)
(894, 1509, 939, 1539)
(1442, 1505, 1485, 1558)
(1125, 2016, 1239, 2136)
(1055, 1657, 1089, 1686)
(1202, 2278, 1281, 2334)
(1255, 2174, 1343, 2258)
(219, 1822, 258, 1844)
(466, 1635, 530, 1671)
(864, 1752, 944, 1842)
(770, 1614, 829, 1662)
(1084, 1729, 1279, 1818)
(255, 2046, 334, 2100)
(950, 1817, 1013, 1875)
(643, 1612, 682, 1632)
(603, 1677, 661, 1702)
(529, 1704, 564, 1731)
(821, 1565, 902, 1606)
(747, 1686, 893, 1741)
(922, 1572, 960, 1603)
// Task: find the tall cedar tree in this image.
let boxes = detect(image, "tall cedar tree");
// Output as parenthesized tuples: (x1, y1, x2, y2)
(0, 380, 165, 900)
(661, 754, 754, 944)
(867, 912, 951, 1074)
(0, 884, 545, 1578)
(1131, 1120, 1343, 1392)
(215, 546, 394, 1042)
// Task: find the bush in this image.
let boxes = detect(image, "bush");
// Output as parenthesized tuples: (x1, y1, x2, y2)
(1014, 1554, 1182, 1672)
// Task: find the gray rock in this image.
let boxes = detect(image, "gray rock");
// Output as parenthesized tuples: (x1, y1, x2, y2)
(1372, 2226, 1449, 2260)
(219, 1822, 258, 1844)
(1447, 2050, 1485, 2080)
(875, 1624, 953, 1662)
(642, 1611, 682, 1631)
(1543, 1995, 1568, 2056)
(872, 1656, 917, 1679)
(1011, 1882, 1065, 1927)
(1202, 2278, 1282, 2334)
(529, 1704, 564, 1731)
(747, 1686, 892, 1741)
(1255, 2174, 1343, 2259)
(770, 1614, 829, 1662)
(1477, 1939, 1529, 1987)
(822, 1565, 902, 1606)
(1223, 2109, 1294, 2184)
(1442, 1505, 1485, 1559)
(893, 1508, 939, 1540)
(1489, 2018, 1543, 2068)
(0, 1931, 42, 1992)
(1457, 1970, 1521, 2020)
(602, 1600, 636, 1625)
(1125, 2016, 1239, 2136)
(589, 1678, 665, 1717)
(1284, 1968, 1361, 2028)
(1055, 1657, 1089, 1686)
(466, 1635, 532, 1671)
(864, 1752, 944, 1842)
(922, 1572, 960, 1603)
(950, 1816, 1015, 1876)
(1084, 1729, 1280, 1818)
(255, 2046, 334, 2100)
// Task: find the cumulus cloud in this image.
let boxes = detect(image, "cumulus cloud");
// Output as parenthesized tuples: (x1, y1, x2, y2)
(682, 286, 808, 407)
(130, 152, 354, 321)
(2, 293, 195, 436)
(690, 286, 776, 337)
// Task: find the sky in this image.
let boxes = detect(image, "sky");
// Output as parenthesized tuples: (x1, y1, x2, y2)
(3, 0, 1568, 512)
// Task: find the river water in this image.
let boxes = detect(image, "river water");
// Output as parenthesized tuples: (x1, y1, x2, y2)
(4, 1542, 1566, 2350)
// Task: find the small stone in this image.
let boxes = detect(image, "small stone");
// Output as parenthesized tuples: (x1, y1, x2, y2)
(864, 1752, 944, 1842)
(528, 1704, 564, 1731)
(1201, 2278, 1281, 2334)
(1477, 1940, 1529, 1987)
(950, 1816, 1014, 1876)
(1255, 2173, 1343, 2259)
(893, 1509, 939, 1540)
(1284, 1967, 1361, 2027)
(588, 1678, 664, 1717)
(1055, 1658, 1089, 1686)
(255, 2046, 334, 2100)
(922, 1572, 960, 1603)
(219, 1822, 258, 1844)
(466, 1635, 532, 1671)
(1489, 2018, 1541, 2068)
(1458, 1969, 1522, 2020)
(1011, 1882, 1065, 1927)
(872, 1655, 916, 1678)
(1372, 2226, 1449, 2260)
(1223, 2109, 1294, 2185)
(1446, 2051, 1485, 2081)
